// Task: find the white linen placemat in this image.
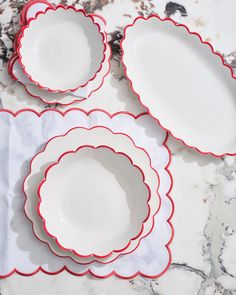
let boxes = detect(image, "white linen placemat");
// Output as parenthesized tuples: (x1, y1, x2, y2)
(0, 109, 173, 279)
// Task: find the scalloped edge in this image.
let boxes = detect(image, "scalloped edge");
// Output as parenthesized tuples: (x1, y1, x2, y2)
(121, 14, 236, 158)
(24, 123, 161, 265)
(38, 144, 151, 259)
(8, 8, 111, 106)
(8, 44, 112, 105)
(17, 4, 108, 93)
(20, 0, 54, 26)
(0, 108, 173, 279)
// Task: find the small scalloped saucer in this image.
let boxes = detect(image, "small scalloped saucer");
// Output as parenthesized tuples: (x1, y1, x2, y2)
(8, 0, 111, 105)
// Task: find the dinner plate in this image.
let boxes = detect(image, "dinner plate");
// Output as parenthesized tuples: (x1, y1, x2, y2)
(38, 145, 151, 259)
(24, 126, 160, 264)
(18, 5, 107, 93)
(121, 15, 236, 157)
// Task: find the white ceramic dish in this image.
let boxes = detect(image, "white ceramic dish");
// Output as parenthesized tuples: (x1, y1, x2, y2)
(24, 126, 160, 264)
(9, 10, 110, 105)
(20, 0, 54, 25)
(121, 15, 236, 156)
(18, 5, 106, 93)
(38, 145, 151, 259)
(9, 43, 111, 105)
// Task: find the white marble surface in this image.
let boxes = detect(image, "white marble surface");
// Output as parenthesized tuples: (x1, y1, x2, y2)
(0, 0, 236, 294)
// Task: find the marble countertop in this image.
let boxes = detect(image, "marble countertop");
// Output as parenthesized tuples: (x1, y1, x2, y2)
(0, 0, 236, 294)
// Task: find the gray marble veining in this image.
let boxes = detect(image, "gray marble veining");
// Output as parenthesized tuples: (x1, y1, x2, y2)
(0, 0, 235, 294)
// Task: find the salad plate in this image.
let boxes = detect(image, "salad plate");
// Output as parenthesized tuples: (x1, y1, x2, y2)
(24, 126, 161, 264)
(17, 5, 107, 93)
(38, 145, 151, 259)
(121, 15, 236, 157)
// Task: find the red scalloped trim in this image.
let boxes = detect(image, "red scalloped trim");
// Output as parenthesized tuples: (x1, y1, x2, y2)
(7, 53, 18, 81)
(23, 47, 112, 105)
(13, 31, 21, 52)
(24, 124, 161, 265)
(38, 144, 152, 259)
(8, 30, 112, 105)
(17, 4, 108, 93)
(121, 14, 236, 158)
(0, 108, 174, 279)
(89, 13, 107, 26)
(20, 0, 54, 26)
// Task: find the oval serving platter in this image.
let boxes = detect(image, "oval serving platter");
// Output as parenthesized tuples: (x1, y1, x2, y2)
(121, 15, 236, 157)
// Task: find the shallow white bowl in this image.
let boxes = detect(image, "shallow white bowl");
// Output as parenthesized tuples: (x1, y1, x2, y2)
(8, 12, 111, 105)
(38, 145, 151, 258)
(121, 15, 236, 156)
(24, 126, 160, 264)
(9, 37, 111, 105)
(18, 6, 106, 93)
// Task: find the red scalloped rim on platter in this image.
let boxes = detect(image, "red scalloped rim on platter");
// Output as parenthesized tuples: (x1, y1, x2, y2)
(121, 14, 236, 157)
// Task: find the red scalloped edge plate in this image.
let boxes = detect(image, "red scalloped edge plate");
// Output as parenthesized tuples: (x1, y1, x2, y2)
(17, 4, 108, 93)
(0, 108, 174, 279)
(37, 144, 152, 259)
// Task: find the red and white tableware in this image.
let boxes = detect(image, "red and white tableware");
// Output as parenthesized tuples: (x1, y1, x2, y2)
(8, 43, 111, 105)
(37, 145, 151, 259)
(121, 15, 236, 157)
(8, 0, 111, 105)
(20, 0, 54, 25)
(0, 109, 173, 278)
(24, 125, 161, 264)
(17, 5, 106, 93)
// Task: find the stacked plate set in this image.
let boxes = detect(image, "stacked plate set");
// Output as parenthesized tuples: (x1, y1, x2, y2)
(1, 0, 236, 279)
(8, 0, 111, 105)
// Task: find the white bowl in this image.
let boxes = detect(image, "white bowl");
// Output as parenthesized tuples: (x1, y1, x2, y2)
(9, 37, 111, 105)
(24, 126, 160, 264)
(18, 6, 106, 93)
(121, 15, 236, 156)
(38, 145, 151, 258)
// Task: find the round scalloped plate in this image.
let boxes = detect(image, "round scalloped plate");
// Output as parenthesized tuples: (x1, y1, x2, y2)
(38, 145, 151, 259)
(18, 6, 107, 93)
(24, 126, 160, 264)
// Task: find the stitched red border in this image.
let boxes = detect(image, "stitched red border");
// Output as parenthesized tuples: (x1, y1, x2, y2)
(121, 15, 236, 157)
(0, 108, 174, 279)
